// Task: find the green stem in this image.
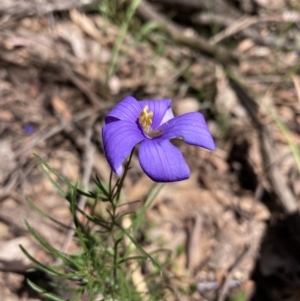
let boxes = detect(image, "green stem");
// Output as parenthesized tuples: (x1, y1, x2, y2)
(109, 149, 134, 285)
(113, 238, 122, 283)
(109, 169, 113, 194)
(112, 149, 134, 204)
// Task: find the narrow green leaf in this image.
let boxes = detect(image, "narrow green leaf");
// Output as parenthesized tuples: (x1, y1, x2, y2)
(118, 255, 147, 264)
(25, 220, 67, 259)
(40, 164, 65, 197)
(75, 206, 110, 230)
(25, 198, 72, 230)
(229, 290, 246, 301)
(132, 183, 164, 235)
(34, 154, 72, 186)
(271, 110, 300, 174)
(70, 291, 85, 301)
(75, 225, 88, 253)
(24, 220, 79, 269)
(106, 0, 141, 82)
(140, 21, 159, 37)
(34, 154, 95, 198)
(94, 174, 110, 197)
(69, 185, 78, 218)
(116, 224, 161, 272)
(20, 245, 77, 279)
(116, 199, 141, 208)
(27, 279, 66, 301)
(116, 210, 136, 221)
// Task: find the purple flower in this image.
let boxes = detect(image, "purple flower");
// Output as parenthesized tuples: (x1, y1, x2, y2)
(102, 96, 215, 182)
(24, 124, 35, 134)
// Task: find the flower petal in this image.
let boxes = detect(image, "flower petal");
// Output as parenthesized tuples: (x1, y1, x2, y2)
(102, 120, 145, 175)
(139, 139, 190, 182)
(139, 99, 173, 129)
(160, 107, 174, 125)
(158, 112, 215, 150)
(105, 96, 141, 124)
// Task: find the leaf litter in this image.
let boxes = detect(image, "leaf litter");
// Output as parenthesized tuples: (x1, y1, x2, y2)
(1, 0, 300, 300)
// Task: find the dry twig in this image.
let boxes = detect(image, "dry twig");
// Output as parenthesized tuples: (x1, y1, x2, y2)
(0, 0, 96, 21)
(136, 0, 238, 65)
(186, 213, 203, 273)
(149, 0, 240, 18)
(229, 76, 298, 215)
(193, 13, 297, 50)
(217, 244, 256, 301)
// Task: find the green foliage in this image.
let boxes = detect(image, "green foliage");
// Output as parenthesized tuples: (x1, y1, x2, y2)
(20, 154, 174, 300)
(271, 109, 300, 174)
(229, 290, 246, 301)
(106, 0, 141, 83)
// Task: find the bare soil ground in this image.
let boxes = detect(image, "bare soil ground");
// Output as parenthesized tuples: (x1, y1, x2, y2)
(1, 0, 300, 300)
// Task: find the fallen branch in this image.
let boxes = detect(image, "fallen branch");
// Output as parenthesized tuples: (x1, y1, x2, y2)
(149, 0, 240, 18)
(217, 244, 256, 301)
(0, 0, 96, 20)
(229, 76, 298, 215)
(193, 12, 297, 50)
(136, 0, 238, 65)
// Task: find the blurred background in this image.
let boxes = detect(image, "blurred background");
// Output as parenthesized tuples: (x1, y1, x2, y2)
(1, 0, 300, 300)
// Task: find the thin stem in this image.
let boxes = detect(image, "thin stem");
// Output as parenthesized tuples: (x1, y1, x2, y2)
(113, 149, 134, 204)
(105, 149, 135, 289)
(109, 169, 113, 194)
(113, 238, 122, 282)
(109, 149, 135, 286)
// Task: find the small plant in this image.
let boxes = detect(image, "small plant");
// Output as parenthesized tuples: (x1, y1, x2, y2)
(22, 97, 214, 300)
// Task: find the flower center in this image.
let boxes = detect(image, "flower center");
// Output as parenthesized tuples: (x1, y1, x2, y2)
(139, 105, 163, 138)
(139, 105, 153, 133)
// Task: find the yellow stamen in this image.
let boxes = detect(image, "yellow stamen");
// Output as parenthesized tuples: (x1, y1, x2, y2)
(139, 105, 153, 133)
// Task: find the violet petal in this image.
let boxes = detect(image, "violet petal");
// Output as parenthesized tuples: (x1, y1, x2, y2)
(139, 139, 190, 182)
(102, 120, 145, 175)
(105, 96, 141, 124)
(158, 112, 215, 150)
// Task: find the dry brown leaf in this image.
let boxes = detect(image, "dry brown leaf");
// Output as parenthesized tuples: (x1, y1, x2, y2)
(51, 95, 72, 121)
(29, 83, 39, 98)
(70, 9, 101, 41)
(55, 23, 87, 61)
(0, 110, 14, 121)
(237, 39, 255, 53)
(0, 222, 10, 241)
(292, 75, 300, 103)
